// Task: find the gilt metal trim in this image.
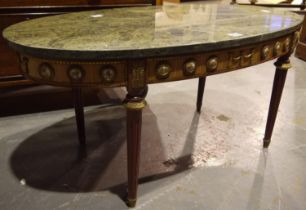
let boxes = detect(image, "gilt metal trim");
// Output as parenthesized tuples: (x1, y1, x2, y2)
(125, 100, 147, 110)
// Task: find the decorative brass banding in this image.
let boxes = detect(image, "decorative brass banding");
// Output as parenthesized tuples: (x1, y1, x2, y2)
(244, 52, 253, 59)
(125, 100, 147, 110)
(284, 37, 291, 52)
(15, 34, 296, 87)
(68, 65, 84, 81)
(274, 59, 292, 71)
(231, 56, 241, 63)
(54, 60, 120, 65)
(20, 56, 29, 73)
(261, 46, 270, 59)
(206, 56, 218, 72)
(39, 63, 54, 80)
(131, 66, 145, 88)
(273, 41, 282, 55)
(156, 62, 171, 79)
(183, 59, 196, 76)
(100, 65, 116, 83)
(275, 62, 292, 71)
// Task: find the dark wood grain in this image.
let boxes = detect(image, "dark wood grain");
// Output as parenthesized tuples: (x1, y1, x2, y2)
(263, 56, 290, 148)
(125, 61, 147, 206)
(73, 87, 86, 146)
(197, 76, 206, 113)
(126, 106, 142, 207)
(125, 96, 146, 207)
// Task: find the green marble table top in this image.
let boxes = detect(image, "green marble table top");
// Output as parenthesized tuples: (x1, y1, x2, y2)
(3, 2, 303, 60)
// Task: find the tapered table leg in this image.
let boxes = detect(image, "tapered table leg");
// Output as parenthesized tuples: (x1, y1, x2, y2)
(263, 56, 291, 148)
(72, 87, 86, 146)
(197, 76, 206, 113)
(125, 97, 146, 207)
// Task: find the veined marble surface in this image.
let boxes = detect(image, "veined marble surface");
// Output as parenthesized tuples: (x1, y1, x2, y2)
(2, 2, 303, 60)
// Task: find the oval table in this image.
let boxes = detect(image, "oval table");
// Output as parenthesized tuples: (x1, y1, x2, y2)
(3, 3, 303, 207)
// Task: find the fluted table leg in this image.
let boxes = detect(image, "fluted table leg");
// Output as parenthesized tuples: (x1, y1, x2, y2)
(263, 56, 291, 148)
(73, 87, 86, 146)
(197, 76, 206, 113)
(124, 97, 146, 207)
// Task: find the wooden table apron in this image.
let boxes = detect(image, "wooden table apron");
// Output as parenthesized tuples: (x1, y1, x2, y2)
(2, 4, 303, 207)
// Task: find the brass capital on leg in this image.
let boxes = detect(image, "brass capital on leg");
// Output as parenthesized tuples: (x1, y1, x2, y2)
(263, 55, 291, 148)
(124, 86, 148, 207)
(274, 56, 292, 71)
(124, 99, 147, 110)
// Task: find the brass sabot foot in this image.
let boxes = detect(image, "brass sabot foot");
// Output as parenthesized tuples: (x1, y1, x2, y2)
(126, 198, 137, 208)
(263, 139, 271, 148)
